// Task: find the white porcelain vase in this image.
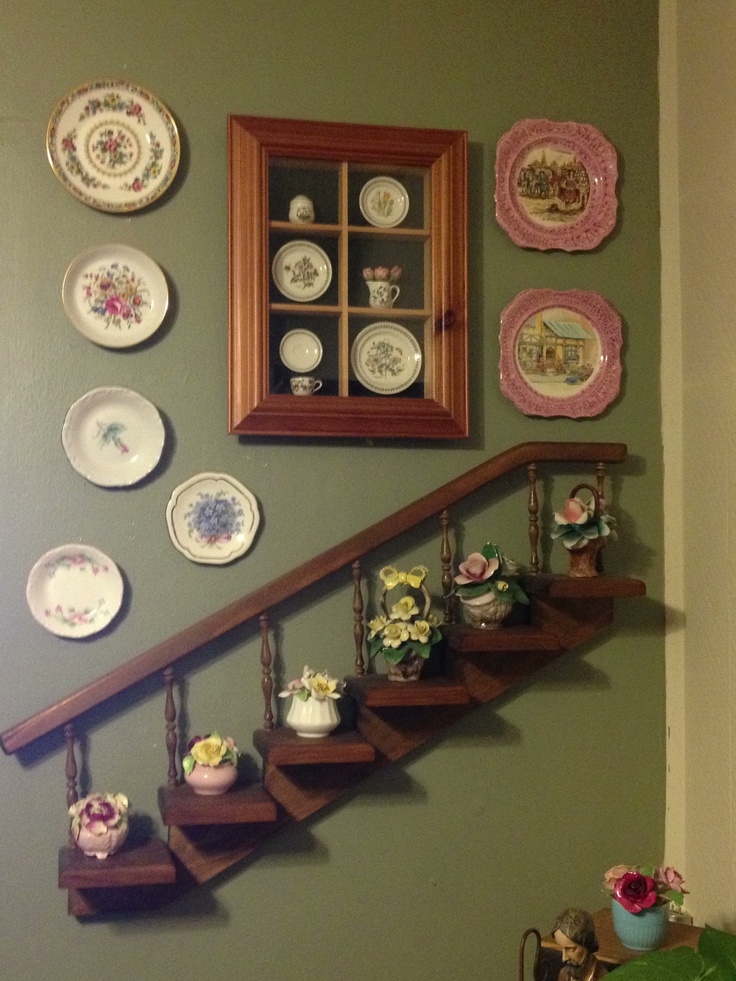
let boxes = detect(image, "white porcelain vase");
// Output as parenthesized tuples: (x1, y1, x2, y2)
(286, 696, 340, 738)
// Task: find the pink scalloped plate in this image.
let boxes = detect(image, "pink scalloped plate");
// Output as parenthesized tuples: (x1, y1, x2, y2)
(495, 119, 618, 251)
(499, 289, 622, 418)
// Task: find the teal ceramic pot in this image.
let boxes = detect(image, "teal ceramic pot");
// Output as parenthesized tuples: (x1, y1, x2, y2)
(611, 899, 669, 950)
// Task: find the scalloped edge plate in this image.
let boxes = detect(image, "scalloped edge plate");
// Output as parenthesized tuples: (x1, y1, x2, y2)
(26, 544, 124, 638)
(495, 118, 618, 251)
(499, 288, 622, 417)
(46, 79, 180, 212)
(166, 472, 260, 565)
(62, 386, 165, 487)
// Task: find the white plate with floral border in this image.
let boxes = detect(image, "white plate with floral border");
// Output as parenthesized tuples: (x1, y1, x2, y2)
(62, 244, 169, 348)
(495, 118, 618, 251)
(26, 544, 124, 638)
(46, 79, 180, 212)
(272, 240, 332, 302)
(62, 387, 165, 487)
(351, 321, 422, 395)
(166, 472, 260, 565)
(359, 176, 409, 227)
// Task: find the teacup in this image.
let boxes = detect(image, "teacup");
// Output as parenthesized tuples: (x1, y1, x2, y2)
(366, 280, 400, 308)
(290, 375, 323, 396)
(288, 195, 315, 223)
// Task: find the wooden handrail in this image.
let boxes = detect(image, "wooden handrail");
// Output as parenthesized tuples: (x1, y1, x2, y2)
(1, 441, 627, 755)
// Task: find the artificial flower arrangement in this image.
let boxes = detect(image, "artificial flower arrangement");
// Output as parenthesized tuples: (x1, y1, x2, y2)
(367, 565, 442, 676)
(602, 863, 687, 912)
(278, 665, 344, 703)
(182, 732, 239, 775)
(362, 265, 402, 284)
(551, 488, 616, 551)
(69, 792, 129, 858)
(450, 542, 529, 606)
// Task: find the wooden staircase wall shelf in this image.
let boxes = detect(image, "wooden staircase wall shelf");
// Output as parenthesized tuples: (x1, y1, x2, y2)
(0, 442, 646, 916)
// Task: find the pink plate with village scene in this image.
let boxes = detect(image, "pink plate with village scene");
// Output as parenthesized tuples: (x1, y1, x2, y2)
(495, 119, 618, 251)
(499, 289, 622, 418)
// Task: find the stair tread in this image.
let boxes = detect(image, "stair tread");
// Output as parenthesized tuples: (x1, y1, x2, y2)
(521, 573, 646, 599)
(346, 674, 471, 706)
(253, 726, 376, 765)
(58, 837, 176, 890)
(158, 782, 278, 826)
(443, 623, 562, 653)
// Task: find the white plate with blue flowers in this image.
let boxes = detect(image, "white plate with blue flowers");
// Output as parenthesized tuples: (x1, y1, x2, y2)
(165, 472, 260, 565)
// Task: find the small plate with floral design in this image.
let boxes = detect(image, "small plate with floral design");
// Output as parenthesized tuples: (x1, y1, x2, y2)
(166, 472, 260, 565)
(272, 240, 332, 302)
(26, 544, 124, 638)
(62, 387, 165, 487)
(62, 244, 169, 348)
(46, 79, 180, 212)
(359, 176, 409, 227)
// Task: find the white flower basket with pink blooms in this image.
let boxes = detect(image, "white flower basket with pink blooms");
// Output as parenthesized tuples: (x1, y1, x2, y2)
(69, 792, 129, 859)
(449, 543, 529, 629)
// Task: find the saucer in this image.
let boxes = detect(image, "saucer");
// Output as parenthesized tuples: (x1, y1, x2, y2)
(279, 329, 323, 372)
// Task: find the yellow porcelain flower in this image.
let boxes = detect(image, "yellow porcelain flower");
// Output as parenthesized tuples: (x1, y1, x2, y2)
(391, 595, 420, 621)
(382, 621, 410, 648)
(379, 565, 428, 589)
(408, 619, 433, 643)
(367, 615, 390, 637)
(190, 735, 228, 767)
(309, 672, 339, 700)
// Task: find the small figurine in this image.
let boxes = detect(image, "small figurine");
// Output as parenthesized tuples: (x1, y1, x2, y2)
(551, 908, 609, 981)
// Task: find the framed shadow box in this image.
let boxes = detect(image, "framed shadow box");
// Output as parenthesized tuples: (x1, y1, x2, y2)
(228, 115, 468, 438)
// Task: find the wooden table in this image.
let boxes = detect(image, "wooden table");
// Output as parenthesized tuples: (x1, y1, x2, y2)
(541, 907, 702, 969)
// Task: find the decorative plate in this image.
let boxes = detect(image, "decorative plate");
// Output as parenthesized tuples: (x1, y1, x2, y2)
(495, 119, 618, 251)
(62, 244, 169, 348)
(279, 329, 323, 372)
(166, 472, 260, 565)
(351, 321, 422, 395)
(46, 79, 180, 212)
(499, 289, 622, 418)
(62, 387, 165, 487)
(272, 240, 332, 302)
(359, 176, 409, 227)
(26, 544, 124, 638)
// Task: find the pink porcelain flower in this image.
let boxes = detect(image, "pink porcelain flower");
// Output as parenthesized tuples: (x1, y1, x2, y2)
(657, 866, 686, 894)
(69, 792, 129, 836)
(602, 864, 635, 893)
(373, 266, 390, 281)
(454, 552, 499, 586)
(554, 496, 592, 526)
(614, 871, 659, 913)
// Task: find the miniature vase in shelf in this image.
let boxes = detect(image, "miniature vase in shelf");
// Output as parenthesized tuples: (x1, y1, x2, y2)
(69, 792, 129, 859)
(182, 732, 239, 796)
(279, 666, 343, 736)
(448, 542, 529, 628)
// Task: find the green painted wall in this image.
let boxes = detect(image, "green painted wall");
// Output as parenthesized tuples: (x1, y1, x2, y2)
(0, 2, 661, 978)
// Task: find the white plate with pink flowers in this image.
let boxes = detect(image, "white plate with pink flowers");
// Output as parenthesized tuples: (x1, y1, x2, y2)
(62, 387, 165, 487)
(26, 544, 124, 638)
(62, 244, 169, 348)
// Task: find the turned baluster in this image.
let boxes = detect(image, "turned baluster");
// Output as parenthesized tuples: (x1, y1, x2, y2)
(259, 613, 274, 729)
(64, 722, 78, 808)
(163, 666, 178, 787)
(440, 508, 454, 623)
(595, 461, 608, 573)
(527, 463, 540, 574)
(352, 559, 365, 676)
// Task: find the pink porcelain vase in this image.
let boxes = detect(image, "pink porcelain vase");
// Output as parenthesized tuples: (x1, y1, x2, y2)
(183, 762, 238, 796)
